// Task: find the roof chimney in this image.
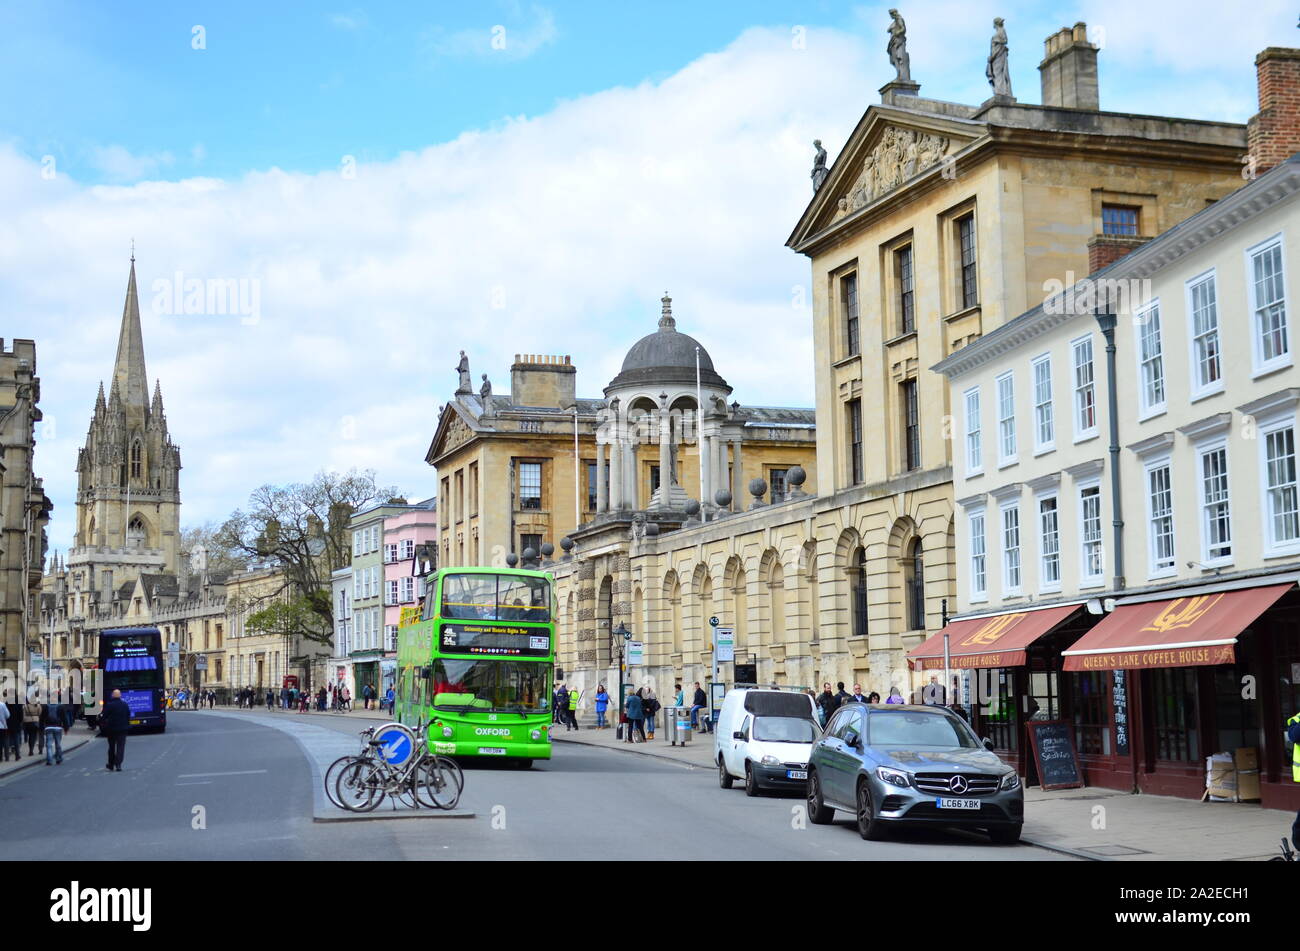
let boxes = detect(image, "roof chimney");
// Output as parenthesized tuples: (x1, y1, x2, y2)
(1248, 48, 1300, 177)
(1038, 22, 1099, 110)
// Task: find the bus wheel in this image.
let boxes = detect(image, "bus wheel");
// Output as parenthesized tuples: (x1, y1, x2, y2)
(516, 759, 533, 770)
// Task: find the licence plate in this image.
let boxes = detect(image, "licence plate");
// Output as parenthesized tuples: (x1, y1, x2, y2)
(936, 798, 981, 810)
(786, 770, 808, 780)
(478, 747, 506, 755)
(130, 719, 141, 725)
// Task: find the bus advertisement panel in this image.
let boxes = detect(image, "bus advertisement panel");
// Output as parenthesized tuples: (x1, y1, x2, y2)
(97, 627, 167, 732)
(396, 567, 555, 767)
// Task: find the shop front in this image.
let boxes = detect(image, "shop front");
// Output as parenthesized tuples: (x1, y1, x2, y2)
(351, 651, 381, 704)
(1063, 580, 1299, 808)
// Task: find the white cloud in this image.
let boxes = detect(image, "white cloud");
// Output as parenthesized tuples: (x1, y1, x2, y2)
(88, 145, 175, 182)
(426, 4, 557, 61)
(329, 12, 367, 31)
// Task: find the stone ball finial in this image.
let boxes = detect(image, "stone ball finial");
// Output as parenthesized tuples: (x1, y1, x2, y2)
(505, 552, 519, 568)
(521, 547, 538, 563)
(788, 466, 807, 487)
(749, 477, 768, 499)
(714, 489, 733, 507)
(645, 522, 660, 537)
(684, 499, 700, 516)
(540, 542, 555, 558)
(560, 536, 575, 552)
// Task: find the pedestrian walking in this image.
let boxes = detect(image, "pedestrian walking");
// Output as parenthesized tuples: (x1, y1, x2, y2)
(594, 684, 610, 729)
(554, 684, 569, 726)
(43, 702, 64, 766)
(816, 682, 839, 724)
(867, 691, 881, 704)
(885, 685, 906, 704)
(266, 689, 275, 711)
(850, 683, 869, 704)
(642, 687, 659, 740)
(0, 700, 9, 762)
(4, 698, 24, 761)
(384, 686, 395, 715)
(101, 689, 131, 771)
(624, 689, 645, 744)
(23, 695, 43, 756)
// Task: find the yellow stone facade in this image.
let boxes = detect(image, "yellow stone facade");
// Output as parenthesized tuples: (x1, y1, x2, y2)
(548, 23, 1251, 707)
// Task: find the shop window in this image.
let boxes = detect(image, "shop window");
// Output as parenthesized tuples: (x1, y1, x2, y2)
(1148, 668, 1200, 763)
(983, 669, 1017, 752)
(1070, 672, 1112, 756)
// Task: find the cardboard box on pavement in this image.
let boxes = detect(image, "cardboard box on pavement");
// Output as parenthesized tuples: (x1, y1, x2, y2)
(1234, 747, 1259, 771)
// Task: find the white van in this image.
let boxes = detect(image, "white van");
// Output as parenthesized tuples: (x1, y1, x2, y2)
(714, 688, 821, 796)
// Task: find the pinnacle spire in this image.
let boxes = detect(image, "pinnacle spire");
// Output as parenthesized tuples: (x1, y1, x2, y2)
(95, 381, 106, 413)
(112, 256, 149, 410)
(658, 291, 675, 331)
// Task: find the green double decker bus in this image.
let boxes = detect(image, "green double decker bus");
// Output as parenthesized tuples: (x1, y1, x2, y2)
(395, 566, 555, 767)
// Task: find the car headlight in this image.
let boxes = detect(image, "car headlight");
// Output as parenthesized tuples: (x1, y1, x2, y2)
(530, 729, 541, 740)
(441, 726, 453, 738)
(876, 767, 912, 788)
(760, 755, 781, 766)
(1000, 771, 1021, 790)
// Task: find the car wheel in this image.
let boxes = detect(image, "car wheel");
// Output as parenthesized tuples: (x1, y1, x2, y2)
(744, 761, 761, 797)
(718, 757, 734, 789)
(805, 769, 834, 824)
(989, 825, 1022, 845)
(856, 779, 887, 841)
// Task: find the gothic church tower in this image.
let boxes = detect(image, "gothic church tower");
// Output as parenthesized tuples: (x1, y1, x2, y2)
(70, 257, 182, 597)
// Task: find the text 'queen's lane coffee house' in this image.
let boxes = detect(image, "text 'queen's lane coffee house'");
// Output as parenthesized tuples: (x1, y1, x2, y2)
(927, 136, 1300, 810)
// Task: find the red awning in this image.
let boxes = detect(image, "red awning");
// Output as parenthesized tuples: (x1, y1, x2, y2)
(1061, 583, 1294, 672)
(907, 604, 1082, 670)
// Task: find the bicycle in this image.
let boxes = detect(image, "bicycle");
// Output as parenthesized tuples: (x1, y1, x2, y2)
(334, 719, 463, 812)
(1270, 837, 1295, 861)
(322, 726, 383, 810)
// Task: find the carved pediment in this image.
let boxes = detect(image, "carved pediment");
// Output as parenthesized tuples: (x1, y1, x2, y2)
(428, 404, 479, 464)
(833, 125, 952, 221)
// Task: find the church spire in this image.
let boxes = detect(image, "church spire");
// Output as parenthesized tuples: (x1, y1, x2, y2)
(112, 256, 149, 410)
(151, 379, 164, 416)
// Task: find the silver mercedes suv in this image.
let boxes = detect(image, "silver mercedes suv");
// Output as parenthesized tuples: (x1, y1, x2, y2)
(805, 703, 1024, 843)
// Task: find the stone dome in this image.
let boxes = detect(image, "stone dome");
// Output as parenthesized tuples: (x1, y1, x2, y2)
(606, 294, 731, 393)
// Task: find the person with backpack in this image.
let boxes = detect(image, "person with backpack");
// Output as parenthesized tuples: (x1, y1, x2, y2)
(624, 689, 644, 744)
(642, 687, 660, 740)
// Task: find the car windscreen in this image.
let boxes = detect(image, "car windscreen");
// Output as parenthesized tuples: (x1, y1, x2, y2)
(743, 692, 813, 718)
(752, 717, 819, 743)
(865, 710, 979, 749)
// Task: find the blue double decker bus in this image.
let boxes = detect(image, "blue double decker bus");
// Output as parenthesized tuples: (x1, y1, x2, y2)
(92, 626, 167, 732)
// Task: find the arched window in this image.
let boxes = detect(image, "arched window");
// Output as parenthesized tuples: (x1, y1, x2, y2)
(851, 546, 868, 638)
(906, 539, 925, 631)
(128, 515, 146, 549)
(130, 441, 142, 480)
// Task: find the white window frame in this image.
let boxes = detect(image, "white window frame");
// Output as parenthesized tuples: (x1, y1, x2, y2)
(1246, 233, 1292, 378)
(385, 579, 399, 606)
(1186, 268, 1223, 401)
(353, 532, 362, 557)
(1144, 456, 1176, 579)
(968, 508, 988, 603)
(963, 386, 983, 476)
(1195, 437, 1232, 567)
(384, 543, 398, 564)
(401, 538, 415, 560)
(1000, 501, 1022, 596)
(400, 576, 415, 603)
(1259, 411, 1300, 557)
(1078, 480, 1105, 588)
(1037, 492, 1061, 594)
(1071, 334, 1098, 442)
(1031, 353, 1055, 455)
(1135, 300, 1166, 419)
(996, 371, 1017, 467)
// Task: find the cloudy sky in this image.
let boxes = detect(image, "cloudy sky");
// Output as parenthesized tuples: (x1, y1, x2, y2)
(1, 0, 1294, 554)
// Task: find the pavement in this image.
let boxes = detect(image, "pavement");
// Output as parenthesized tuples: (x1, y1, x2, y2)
(551, 716, 1296, 861)
(0, 724, 98, 779)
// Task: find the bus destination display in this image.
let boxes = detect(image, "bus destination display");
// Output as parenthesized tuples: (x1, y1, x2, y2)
(440, 624, 551, 657)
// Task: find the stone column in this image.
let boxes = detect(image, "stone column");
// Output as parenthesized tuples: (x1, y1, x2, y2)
(626, 442, 639, 508)
(658, 407, 673, 509)
(595, 442, 608, 513)
(730, 439, 744, 510)
(609, 437, 624, 511)
(713, 435, 727, 503)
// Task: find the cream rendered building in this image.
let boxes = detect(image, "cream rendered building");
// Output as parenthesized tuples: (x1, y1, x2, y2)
(551, 21, 1252, 706)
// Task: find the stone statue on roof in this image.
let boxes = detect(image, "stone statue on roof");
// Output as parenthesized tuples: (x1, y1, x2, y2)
(480, 373, 492, 399)
(887, 9, 910, 82)
(987, 18, 1012, 98)
(811, 140, 829, 193)
(455, 351, 472, 395)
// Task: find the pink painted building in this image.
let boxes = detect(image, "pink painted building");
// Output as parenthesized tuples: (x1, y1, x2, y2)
(382, 498, 438, 685)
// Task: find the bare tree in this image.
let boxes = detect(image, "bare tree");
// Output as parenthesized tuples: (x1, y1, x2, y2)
(180, 521, 250, 578)
(218, 469, 394, 640)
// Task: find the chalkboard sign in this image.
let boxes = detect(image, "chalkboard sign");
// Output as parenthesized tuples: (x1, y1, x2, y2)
(1026, 719, 1083, 790)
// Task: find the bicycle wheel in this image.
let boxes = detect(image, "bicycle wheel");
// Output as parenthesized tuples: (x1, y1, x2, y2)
(416, 756, 463, 810)
(336, 760, 384, 813)
(323, 755, 362, 810)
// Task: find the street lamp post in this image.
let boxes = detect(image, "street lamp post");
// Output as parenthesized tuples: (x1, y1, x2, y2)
(612, 622, 631, 716)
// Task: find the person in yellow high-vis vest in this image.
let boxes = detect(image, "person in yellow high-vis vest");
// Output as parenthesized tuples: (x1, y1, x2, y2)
(1288, 711, 1300, 848)
(567, 688, 581, 731)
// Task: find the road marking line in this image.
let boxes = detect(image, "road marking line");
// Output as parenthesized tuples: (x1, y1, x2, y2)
(175, 780, 211, 786)
(176, 769, 268, 778)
